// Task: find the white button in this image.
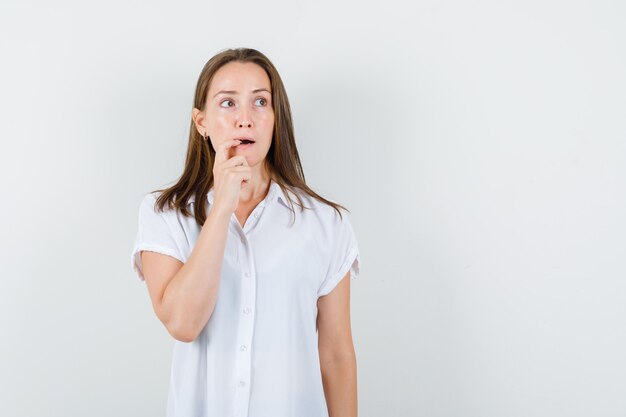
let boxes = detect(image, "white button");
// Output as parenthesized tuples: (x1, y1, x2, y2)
(240, 345, 247, 351)
(244, 272, 250, 277)
(254, 212, 259, 218)
(243, 307, 251, 314)
(239, 380, 246, 387)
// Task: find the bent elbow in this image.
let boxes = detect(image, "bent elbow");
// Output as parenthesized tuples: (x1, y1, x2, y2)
(167, 321, 200, 343)
(161, 304, 215, 343)
(173, 332, 196, 343)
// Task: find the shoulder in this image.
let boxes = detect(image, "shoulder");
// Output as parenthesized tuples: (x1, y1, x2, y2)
(139, 191, 163, 214)
(137, 191, 182, 222)
(291, 189, 350, 230)
(138, 191, 158, 209)
(136, 190, 198, 241)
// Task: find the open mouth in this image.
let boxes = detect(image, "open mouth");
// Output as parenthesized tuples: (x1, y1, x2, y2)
(237, 138, 255, 145)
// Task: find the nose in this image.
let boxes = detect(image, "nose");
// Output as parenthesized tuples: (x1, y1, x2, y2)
(236, 107, 253, 128)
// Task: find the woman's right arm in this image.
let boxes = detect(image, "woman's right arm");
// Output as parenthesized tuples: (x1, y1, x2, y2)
(141, 138, 249, 342)
(141, 204, 231, 343)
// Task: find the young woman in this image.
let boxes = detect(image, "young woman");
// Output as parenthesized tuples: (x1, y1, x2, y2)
(131, 47, 361, 417)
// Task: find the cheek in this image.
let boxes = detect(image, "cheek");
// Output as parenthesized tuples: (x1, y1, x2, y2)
(207, 116, 231, 137)
(214, 115, 231, 127)
(260, 112, 274, 128)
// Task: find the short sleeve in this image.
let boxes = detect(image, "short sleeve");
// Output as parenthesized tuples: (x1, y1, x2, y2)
(130, 193, 185, 281)
(317, 212, 361, 297)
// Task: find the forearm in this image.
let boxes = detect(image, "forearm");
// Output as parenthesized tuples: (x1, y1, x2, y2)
(320, 356, 358, 417)
(161, 205, 231, 341)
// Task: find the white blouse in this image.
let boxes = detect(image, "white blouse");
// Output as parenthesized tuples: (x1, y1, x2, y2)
(130, 178, 361, 417)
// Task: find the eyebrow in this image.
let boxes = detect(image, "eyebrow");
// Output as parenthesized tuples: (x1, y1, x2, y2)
(213, 88, 271, 99)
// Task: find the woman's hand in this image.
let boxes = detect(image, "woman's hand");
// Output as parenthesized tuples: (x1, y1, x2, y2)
(211, 139, 251, 214)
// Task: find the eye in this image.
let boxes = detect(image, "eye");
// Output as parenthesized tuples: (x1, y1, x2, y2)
(255, 97, 268, 106)
(220, 99, 234, 108)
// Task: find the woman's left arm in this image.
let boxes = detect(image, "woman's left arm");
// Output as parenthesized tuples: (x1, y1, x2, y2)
(317, 271, 358, 417)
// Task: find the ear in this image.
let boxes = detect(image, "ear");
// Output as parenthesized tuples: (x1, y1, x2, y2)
(192, 108, 206, 136)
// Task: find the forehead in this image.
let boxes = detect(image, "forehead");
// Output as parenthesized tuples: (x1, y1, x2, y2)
(209, 61, 271, 92)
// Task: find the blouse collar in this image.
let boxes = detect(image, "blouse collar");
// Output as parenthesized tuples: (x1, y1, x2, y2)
(187, 178, 290, 208)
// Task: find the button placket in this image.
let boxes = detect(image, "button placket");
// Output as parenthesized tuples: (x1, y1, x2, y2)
(233, 236, 256, 417)
(243, 204, 266, 234)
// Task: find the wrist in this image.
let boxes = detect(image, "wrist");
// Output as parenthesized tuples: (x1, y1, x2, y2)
(208, 204, 232, 221)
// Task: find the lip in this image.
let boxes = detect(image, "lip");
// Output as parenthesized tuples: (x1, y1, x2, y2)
(234, 136, 255, 143)
(235, 142, 254, 150)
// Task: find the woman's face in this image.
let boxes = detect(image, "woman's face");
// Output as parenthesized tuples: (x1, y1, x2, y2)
(197, 61, 274, 167)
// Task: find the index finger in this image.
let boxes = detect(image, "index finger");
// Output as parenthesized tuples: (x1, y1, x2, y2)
(216, 139, 242, 164)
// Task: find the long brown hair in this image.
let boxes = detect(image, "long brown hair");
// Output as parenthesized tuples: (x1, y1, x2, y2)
(151, 47, 348, 226)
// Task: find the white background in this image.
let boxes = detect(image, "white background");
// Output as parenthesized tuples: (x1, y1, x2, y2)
(1, 1, 625, 416)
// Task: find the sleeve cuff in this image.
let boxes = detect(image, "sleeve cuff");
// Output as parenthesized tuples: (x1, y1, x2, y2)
(317, 245, 360, 297)
(130, 244, 185, 282)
